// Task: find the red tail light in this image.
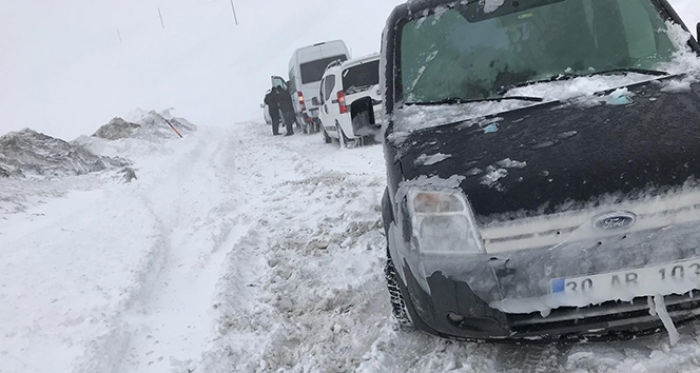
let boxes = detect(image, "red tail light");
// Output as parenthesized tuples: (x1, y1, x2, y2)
(298, 92, 306, 111)
(337, 91, 348, 114)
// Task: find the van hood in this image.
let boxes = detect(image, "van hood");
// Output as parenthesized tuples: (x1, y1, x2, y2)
(393, 78, 700, 223)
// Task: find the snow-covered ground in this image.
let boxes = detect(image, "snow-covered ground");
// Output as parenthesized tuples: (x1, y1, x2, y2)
(4, 121, 700, 373)
(2, 1, 700, 372)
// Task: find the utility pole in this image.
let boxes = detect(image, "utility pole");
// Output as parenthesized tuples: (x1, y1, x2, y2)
(158, 7, 165, 29)
(229, 0, 239, 25)
(117, 28, 122, 44)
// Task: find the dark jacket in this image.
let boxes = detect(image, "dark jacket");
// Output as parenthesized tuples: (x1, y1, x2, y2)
(264, 90, 281, 121)
(278, 88, 294, 114)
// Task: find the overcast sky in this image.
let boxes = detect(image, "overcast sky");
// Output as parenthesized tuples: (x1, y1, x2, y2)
(0, 0, 218, 139)
(0, 0, 400, 140)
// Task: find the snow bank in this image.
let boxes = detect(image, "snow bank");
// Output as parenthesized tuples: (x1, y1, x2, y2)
(73, 109, 199, 162)
(92, 117, 141, 140)
(92, 109, 197, 142)
(0, 129, 130, 178)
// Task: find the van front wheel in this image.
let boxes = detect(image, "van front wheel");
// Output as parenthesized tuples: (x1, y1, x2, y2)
(385, 253, 414, 328)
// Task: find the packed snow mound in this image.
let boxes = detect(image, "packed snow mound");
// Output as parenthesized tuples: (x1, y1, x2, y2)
(93, 110, 197, 141)
(0, 129, 130, 178)
(92, 117, 142, 140)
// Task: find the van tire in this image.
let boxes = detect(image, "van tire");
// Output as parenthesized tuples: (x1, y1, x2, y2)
(323, 128, 332, 144)
(385, 252, 414, 328)
(336, 123, 355, 149)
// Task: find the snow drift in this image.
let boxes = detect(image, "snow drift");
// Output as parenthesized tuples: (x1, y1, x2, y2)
(93, 109, 197, 141)
(0, 129, 130, 178)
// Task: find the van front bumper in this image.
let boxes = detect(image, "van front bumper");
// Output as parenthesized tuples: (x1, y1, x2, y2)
(397, 257, 700, 341)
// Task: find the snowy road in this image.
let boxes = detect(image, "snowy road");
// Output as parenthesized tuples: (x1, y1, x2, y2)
(4, 123, 700, 372)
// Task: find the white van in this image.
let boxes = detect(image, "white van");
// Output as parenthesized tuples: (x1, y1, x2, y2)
(275, 40, 350, 134)
(315, 54, 383, 147)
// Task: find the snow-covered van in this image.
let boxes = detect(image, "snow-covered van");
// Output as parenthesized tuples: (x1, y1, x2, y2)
(279, 40, 350, 134)
(380, 0, 700, 341)
(316, 54, 383, 147)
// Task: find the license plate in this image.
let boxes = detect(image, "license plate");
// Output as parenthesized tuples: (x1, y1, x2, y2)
(551, 258, 700, 298)
(309, 109, 319, 117)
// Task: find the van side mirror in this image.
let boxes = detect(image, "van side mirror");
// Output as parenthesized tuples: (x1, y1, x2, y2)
(311, 97, 320, 106)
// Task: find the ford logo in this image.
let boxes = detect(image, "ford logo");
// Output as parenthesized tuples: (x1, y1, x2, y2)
(593, 212, 637, 231)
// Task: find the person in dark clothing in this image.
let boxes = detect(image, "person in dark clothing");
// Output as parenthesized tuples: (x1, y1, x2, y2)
(275, 86, 295, 136)
(264, 89, 282, 136)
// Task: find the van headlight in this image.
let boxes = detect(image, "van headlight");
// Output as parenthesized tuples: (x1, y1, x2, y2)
(408, 190, 484, 254)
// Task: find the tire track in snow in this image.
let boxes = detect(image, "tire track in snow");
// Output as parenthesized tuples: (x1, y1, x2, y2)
(497, 343, 571, 373)
(111, 127, 258, 373)
(194, 123, 393, 372)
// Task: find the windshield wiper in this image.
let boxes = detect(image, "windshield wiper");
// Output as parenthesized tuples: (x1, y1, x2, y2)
(498, 68, 670, 95)
(409, 96, 543, 106)
(497, 75, 578, 95)
(587, 68, 669, 78)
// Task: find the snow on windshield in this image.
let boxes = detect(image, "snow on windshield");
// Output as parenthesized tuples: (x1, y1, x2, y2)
(392, 61, 700, 136)
(391, 10, 700, 136)
(392, 101, 525, 134)
(504, 74, 653, 101)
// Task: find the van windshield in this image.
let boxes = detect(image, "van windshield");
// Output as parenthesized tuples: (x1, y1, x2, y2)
(343, 60, 380, 95)
(300, 55, 348, 84)
(400, 0, 678, 104)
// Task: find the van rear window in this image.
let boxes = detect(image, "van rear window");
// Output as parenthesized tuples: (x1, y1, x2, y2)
(300, 55, 347, 84)
(342, 60, 380, 95)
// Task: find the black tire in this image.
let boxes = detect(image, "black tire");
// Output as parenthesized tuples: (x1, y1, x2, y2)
(385, 254, 413, 328)
(323, 128, 332, 144)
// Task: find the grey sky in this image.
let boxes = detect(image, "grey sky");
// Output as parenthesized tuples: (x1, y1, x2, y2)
(0, 0, 400, 140)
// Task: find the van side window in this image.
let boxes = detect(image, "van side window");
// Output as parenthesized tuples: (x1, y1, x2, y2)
(300, 55, 347, 84)
(324, 75, 336, 101)
(288, 69, 297, 93)
(272, 77, 287, 90)
(319, 78, 326, 104)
